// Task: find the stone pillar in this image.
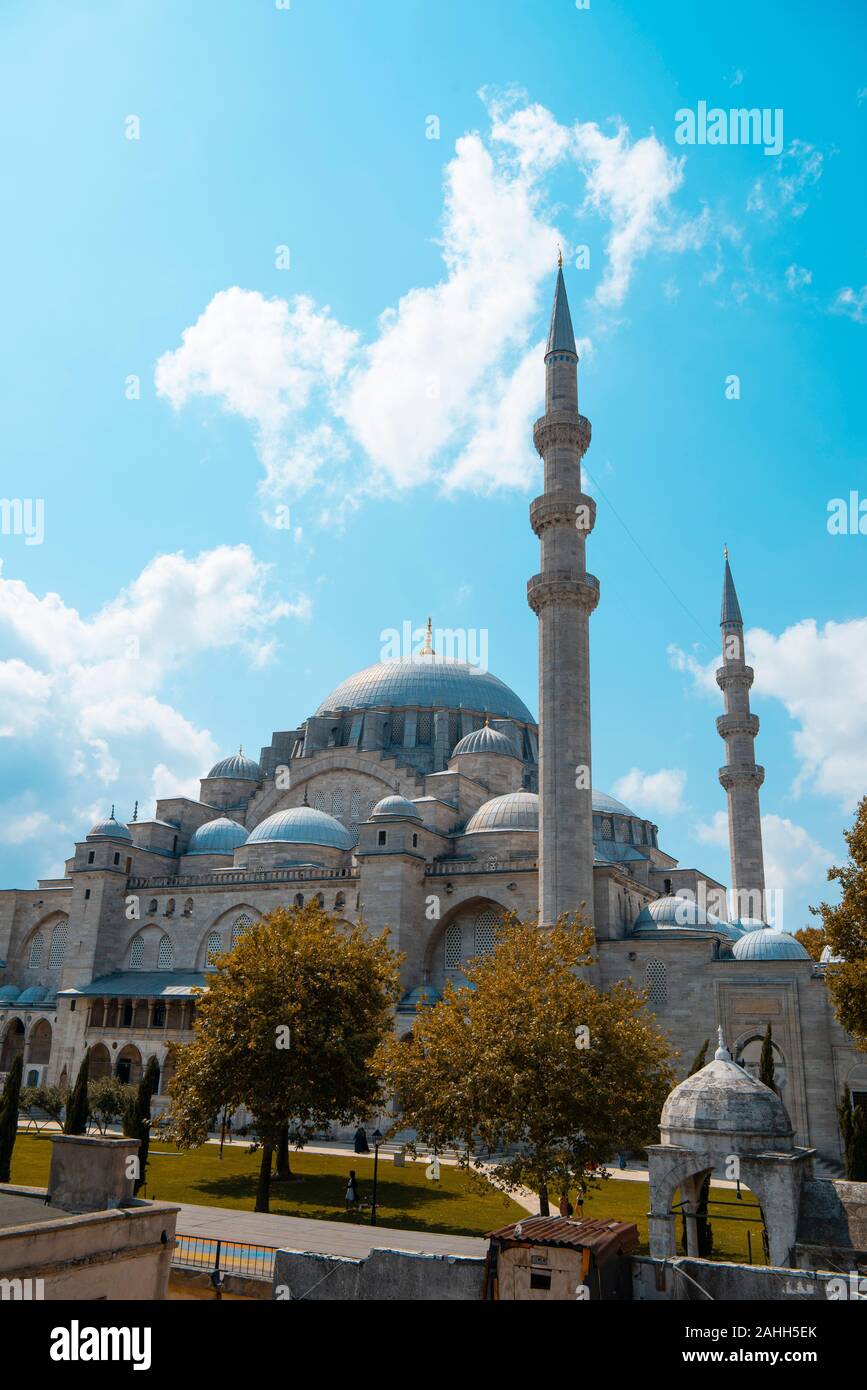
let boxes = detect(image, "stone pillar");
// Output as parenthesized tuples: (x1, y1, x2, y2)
(47, 1135, 139, 1212)
(716, 555, 766, 918)
(528, 266, 598, 926)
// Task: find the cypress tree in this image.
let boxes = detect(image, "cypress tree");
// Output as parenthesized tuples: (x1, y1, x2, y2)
(63, 1048, 91, 1135)
(759, 1023, 776, 1092)
(846, 1105, 867, 1181)
(688, 1039, 709, 1076)
(0, 1054, 24, 1182)
(123, 1056, 160, 1194)
(838, 1090, 854, 1163)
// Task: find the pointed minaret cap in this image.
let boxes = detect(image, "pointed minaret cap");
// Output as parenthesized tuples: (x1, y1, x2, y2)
(721, 550, 743, 628)
(714, 1026, 733, 1063)
(545, 263, 577, 359)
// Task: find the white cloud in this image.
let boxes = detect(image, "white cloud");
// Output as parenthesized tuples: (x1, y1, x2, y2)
(0, 546, 305, 831)
(785, 263, 812, 292)
(671, 616, 867, 810)
(761, 813, 834, 907)
(2, 810, 52, 845)
(613, 766, 687, 816)
(692, 809, 728, 848)
(747, 139, 825, 220)
(832, 285, 867, 325)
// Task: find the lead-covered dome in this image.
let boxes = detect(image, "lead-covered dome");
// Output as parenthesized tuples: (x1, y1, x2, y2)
(207, 751, 262, 781)
(732, 928, 811, 961)
(661, 1032, 793, 1151)
(633, 895, 732, 936)
(465, 791, 539, 833)
(316, 657, 533, 722)
(87, 814, 132, 842)
(452, 725, 519, 757)
(245, 807, 354, 851)
(187, 816, 248, 856)
(370, 795, 422, 822)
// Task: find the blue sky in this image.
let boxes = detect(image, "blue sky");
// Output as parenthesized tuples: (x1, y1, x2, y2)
(0, 0, 865, 931)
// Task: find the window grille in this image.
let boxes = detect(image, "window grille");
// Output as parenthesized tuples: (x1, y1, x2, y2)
(416, 712, 433, 745)
(129, 934, 145, 969)
(645, 960, 667, 1007)
(473, 910, 499, 957)
(332, 787, 344, 818)
(445, 923, 463, 968)
(601, 816, 614, 840)
(390, 713, 405, 745)
(47, 920, 68, 969)
(231, 913, 253, 945)
(157, 935, 174, 969)
(28, 932, 44, 969)
(350, 789, 362, 822)
(206, 931, 222, 965)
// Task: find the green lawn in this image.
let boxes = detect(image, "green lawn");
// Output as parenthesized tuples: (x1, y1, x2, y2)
(578, 1176, 767, 1263)
(9, 1134, 524, 1239)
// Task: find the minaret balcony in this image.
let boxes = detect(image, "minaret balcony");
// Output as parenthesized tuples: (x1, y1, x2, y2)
(715, 664, 755, 691)
(530, 493, 596, 538)
(527, 570, 600, 615)
(719, 763, 765, 791)
(716, 713, 760, 740)
(532, 412, 591, 459)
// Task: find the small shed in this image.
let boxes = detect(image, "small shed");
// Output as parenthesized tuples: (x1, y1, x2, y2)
(484, 1215, 638, 1301)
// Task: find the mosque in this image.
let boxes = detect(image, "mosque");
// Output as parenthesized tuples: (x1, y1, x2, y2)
(0, 268, 862, 1170)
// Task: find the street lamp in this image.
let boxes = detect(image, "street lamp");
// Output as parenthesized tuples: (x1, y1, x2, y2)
(370, 1128, 383, 1226)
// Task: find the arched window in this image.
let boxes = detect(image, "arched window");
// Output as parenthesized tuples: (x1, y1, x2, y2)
(47, 920, 69, 970)
(183, 898, 194, 915)
(165, 898, 175, 916)
(153, 1002, 166, 1028)
(294, 893, 304, 908)
(473, 911, 499, 958)
(148, 899, 158, 915)
(206, 931, 222, 966)
(157, 934, 174, 969)
(335, 891, 346, 910)
(416, 712, 432, 746)
(350, 789, 362, 822)
(445, 923, 462, 969)
(645, 960, 667, 1007)
(231, 912, 253, 945)
(313, 892, 324, 908)
(129, 934, 145, 969)
(390, 713, 405, 746)
(28, 931, 45, 969)
(332, 788, 344, 818)
(312, 789, 330, 813)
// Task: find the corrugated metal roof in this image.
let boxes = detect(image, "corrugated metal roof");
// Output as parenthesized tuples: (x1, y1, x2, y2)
(486, 1215, 639, 1260)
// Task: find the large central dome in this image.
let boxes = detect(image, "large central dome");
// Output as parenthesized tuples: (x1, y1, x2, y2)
(317, 657, 534, 723)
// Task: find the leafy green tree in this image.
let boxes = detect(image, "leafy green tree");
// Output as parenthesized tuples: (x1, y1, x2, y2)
(169, 904, 401, 1212)
(759, 1024, 776, 1092)
(88, 1077, 133, 1135)
(123, 1057, 160, 1194)
(18, 1085, 44, 1130)
(36, 1083, 68, 1128)
(379, 914, 674, 1216)
(63, 1048, 91, 1135)
(846, 1106, 867, 1181)
(814, 796, 867, 1047)
(0, 1054, 24, 1182)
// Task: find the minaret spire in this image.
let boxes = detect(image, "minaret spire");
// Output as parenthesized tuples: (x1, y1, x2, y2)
(528, 263, 599, 926)
(716, 551, 766, 920)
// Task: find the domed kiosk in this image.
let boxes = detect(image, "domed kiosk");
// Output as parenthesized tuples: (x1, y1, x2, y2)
(647, 1028, 815, 1267)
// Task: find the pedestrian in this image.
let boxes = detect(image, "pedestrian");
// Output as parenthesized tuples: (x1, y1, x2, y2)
(345, 1169, 360, 1212)
(354, 1125, 369, 1154)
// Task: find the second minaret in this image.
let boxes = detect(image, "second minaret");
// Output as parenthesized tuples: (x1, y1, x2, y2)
(528, 264, 599, 926)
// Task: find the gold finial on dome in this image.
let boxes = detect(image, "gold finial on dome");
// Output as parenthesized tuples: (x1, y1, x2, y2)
(557, 245, 563, 269)
(420, 617, 435, 656)
(724, 544, 729, 561)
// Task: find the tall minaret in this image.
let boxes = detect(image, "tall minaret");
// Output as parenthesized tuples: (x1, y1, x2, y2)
(716, 550, 766, 918)
(528, 258, 599, 926)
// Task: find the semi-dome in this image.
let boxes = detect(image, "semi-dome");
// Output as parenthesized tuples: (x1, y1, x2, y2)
(451, 725, 519, 757)
(316, 656, 533, 723)
(661, 1030, 793, 1150)
(732, 928, 811, 961)
(370, 795, 422, 822)
(0, 985, 20, 1002)
(633, 895, 729, 935)
(398, 983, 442, 1011)
(245, 806, 354, 851)
(465, 791, 539, 834)
(186, 816, 248, 856)
(87, 814, 132, 842)
(206, 751, 262, 781)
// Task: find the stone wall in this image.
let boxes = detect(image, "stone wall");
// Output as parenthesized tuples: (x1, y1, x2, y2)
(272, 1246, 485, 1301)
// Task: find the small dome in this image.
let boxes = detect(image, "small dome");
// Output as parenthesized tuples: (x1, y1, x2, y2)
(592, 790, 637, 817)
(661, 1032, 793, 1150)
(370, 795, 422, 822)
(186, 816, 248, 856)
(245, 806, 354, 851)
(0, 985, 20, 1001)
(398, 983, 442, 1011)
(452, 725, 518, 758)
(464, 791, 539, 834)
(87, 814, 132, 842)
(732, 928, 811, 961)
(206, 751, 262, 781)
(16, 986, 51, 1005)
(633, 895, 727, 934)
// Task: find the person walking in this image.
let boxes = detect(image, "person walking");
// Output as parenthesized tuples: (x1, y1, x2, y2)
(345, 1169, 360, 1213)
(353, 1125, 369, 1154)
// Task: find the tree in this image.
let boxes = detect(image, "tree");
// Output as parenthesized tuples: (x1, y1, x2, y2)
(63, 1049, 91, 1135)
(688, 1039, 709, 1077)
(18, 1086, 44, 1130)
(759, 1024, 776, 1093)
(88, 1077, 134, 1135)
(378, 914, 674, 1216)
(846, 1105, 867, 1181)
(794, 926, 826, 962)
(838, 1091, 854, 1169)
(36, 1083, 68, 1128)
(168, 904, 401, 1212)
(0, 1054, 24, 1182)
(814, 796, 867, 1048)
(123, 1057, 160, 1194)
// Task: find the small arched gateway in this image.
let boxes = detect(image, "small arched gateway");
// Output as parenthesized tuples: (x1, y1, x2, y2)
(0, 1018, 25, 1071)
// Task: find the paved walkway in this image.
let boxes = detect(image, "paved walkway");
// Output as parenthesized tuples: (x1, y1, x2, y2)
(173, 1201, 488, 1259)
